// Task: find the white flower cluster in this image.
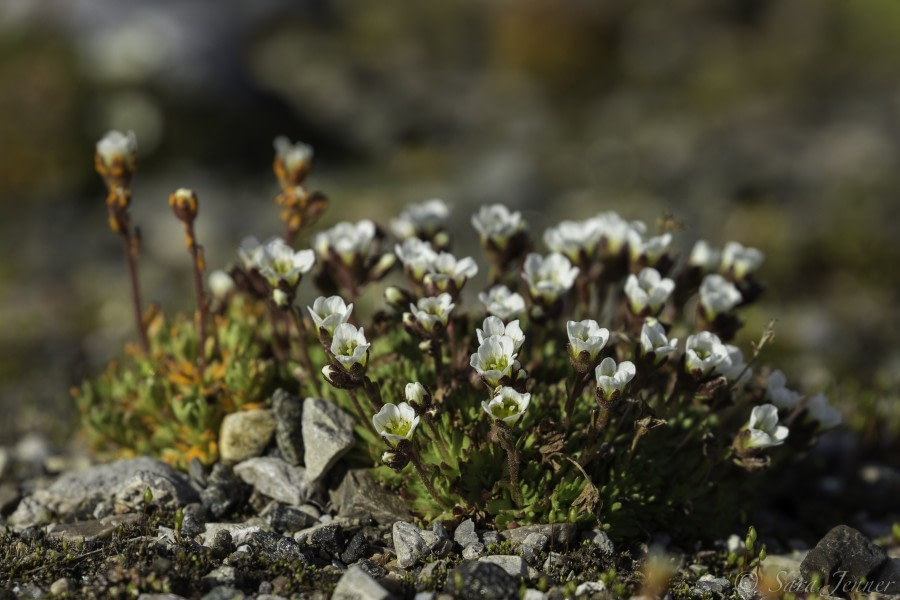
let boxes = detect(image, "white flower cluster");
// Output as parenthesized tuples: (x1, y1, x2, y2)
(391, 199, 450, 241)
(689, 240, 764, 280)
(394, 238, 478, 294)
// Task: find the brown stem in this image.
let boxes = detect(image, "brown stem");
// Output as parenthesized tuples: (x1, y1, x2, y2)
(362, 377, 383, 410)
(494, 422, 523, 505)
(184, 222, 209, 370)
(121, 232, 150, 352)
(289, 305, 321, 395)
(430, 339, 444, 390)
(349, 389, 380, 438)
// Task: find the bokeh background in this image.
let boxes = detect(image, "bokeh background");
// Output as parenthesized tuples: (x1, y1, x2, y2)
(1, 0, 898, 460)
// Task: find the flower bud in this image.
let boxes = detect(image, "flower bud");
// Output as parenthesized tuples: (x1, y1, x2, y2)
(381, 449, 411, 471)
(169, 188, 199, 223)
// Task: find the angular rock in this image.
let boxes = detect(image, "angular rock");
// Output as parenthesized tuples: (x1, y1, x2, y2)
(454, 519, 479, 547)
(331, 469, 411, 525)
(247, 531, 308, 563)
(523, 590, 547, 600)
(393, 521, 429, 569)
(482, 530, 500, 546)
(202, 565, 240, 588)
(873, 558, 900, 595)
(47, 513, 141, 543)
(264, 503, 317, 533)
(302, 397, 355, 482)
(582, 529, 615, 556)
(478, 554, 532, 578)
(501, 523, 578, 547)
(332, 565, 394, 600)
(201, 464, 250, 519)
(522, 532, 549, 552)
(445, 561, 519, 600)
(201, 523, 262, 548)
(8, 457, 196, 528)
(800, 525, 887, 587)
(0, 482, 20, 515)
(342, 530, 370, 564)
(462, 542, 484, 560)
(310, 523, 346, 558)
(272, 389, 304, 466)
(219, 409, 277, 463)
(690, 575, 730, 599)
(575, 582, 606, 597)
(201, 588, 245, 600)
(233, 457, 316, 505)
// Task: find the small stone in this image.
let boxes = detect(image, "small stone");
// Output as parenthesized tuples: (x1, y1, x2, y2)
(9, 457, 196, 528)
(0, 482, 20, 515)
(247, 531, 308, 562)
(690, 575, 730, 599)
(219, 409, 277, 463)
(482, 531, 500, 546)
(523, 590, 546, 600)
(462, 542, 484, 560)
(873, 558, 900, 595)
(331, 469, 411, 525)
(301, 397, 355, 482)
(47, 513, 141, 543)
(210, 530, 235, 560)
(478, 554, 531, 578)
(138, 595, 188, 600)
(393, 521, 429, 569)
(188, 458, 208, 488)
(355, 558, 387, 579)
(454, 519, 479, 547)
(265, 503, 317, 533)
(202, 565, 240, 588)
(201, 586, 245, 600)
(342, 530, 370, 564)
(543, 551, 570, 573)
(502, 523, 578, 547)
(800, 525, 887, 586)
(522, 532, 549, 552)
(201, 523, 260, 548)
(180, 503, 206, 539)
(201, 464, 250, 519)
(49, 577, 72, 595)
(332, 565, 394, 600)
(272, 389, 304, 466)
(582, 529, 615, 556)
(445, 561, 519, 600)
(310, 523, 346, 558)
(233, 457, 316, 505)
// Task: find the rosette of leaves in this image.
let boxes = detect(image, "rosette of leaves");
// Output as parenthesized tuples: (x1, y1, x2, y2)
(75, 296, 287, 468)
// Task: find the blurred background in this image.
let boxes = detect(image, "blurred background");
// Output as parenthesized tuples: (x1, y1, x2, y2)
(1, 0, 898, 460)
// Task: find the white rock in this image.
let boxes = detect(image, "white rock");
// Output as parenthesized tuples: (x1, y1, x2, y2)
(332, 565, 393, 600)
(233, 457, 316, 505)
(393, 521, 429, 569)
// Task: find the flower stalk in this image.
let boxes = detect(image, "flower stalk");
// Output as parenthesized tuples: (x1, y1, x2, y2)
(493, 421, 523, 506)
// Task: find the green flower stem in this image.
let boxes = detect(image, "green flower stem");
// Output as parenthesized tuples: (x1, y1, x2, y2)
(430, 339, 444, 390)
(494, 422, 524, 506)
(288, 305, 321, 395)
(363, 376, 383, 410)
(409, 443, 449, 509)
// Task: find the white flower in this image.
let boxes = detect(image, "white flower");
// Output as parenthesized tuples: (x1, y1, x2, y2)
(478, 285, 526, 320)
(424, 252, 478, 292)
(627, 229, 672, 264)
(766, 370, 803, 410)
(208, 270, 235, 299)
(256, 238, 316, 289)
(477, 317, 525, 352)
(238, 236, 265, 270)
(595, 357, 636, 399)
(684, 331, 730, 376)
(471, 204, 526, 248)
(522, 252, 579, 303)
(721, 241, 764, 280)
(307, 296, 354, 336)
(566, 320, 609, 362)
(744, 404, 789, 449)
(391, 199, 450, 240)
(96, 130, 137, 166)
(689, 240, 721, 271)
(408, 293, 455, 334)
(314, 220, 377, 266)
(470, 335, 518, 388)
(805, 393, 842, 430)
(591, 212, 642, 256)
(274, 136, 313, 174)
(640, 318, 678, 363)
(482, 387, 531, 425)
(405, 382, 428, 405)
(699, 274, 743, 319)
(395, 238, 437, 280)
(717, 344, 752, 383)
(330, 323, 370, 369)
(543, 220, 601, 262)
(372, 402, 420, 443)
(624, 268, 675, 315)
